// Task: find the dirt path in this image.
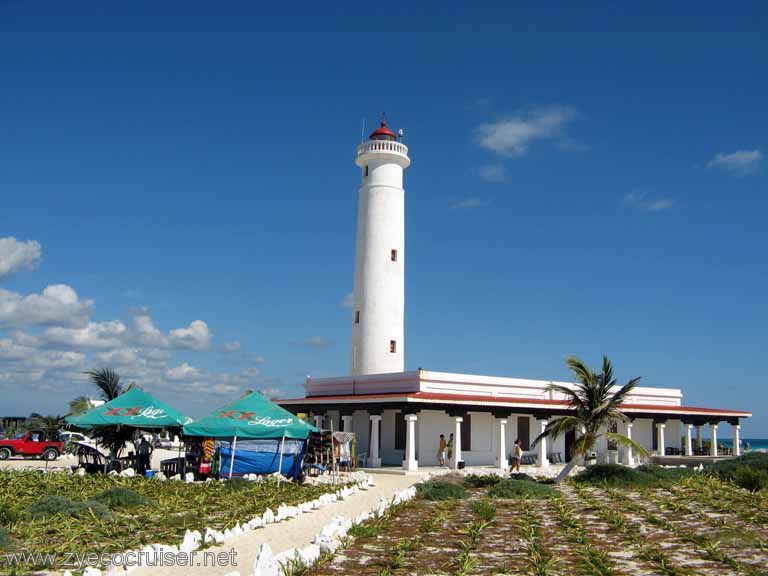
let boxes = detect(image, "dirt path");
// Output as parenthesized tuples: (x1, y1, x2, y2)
(130, 473, 419, 576)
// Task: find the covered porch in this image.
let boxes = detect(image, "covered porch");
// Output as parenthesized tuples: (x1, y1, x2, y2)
(279, 392, 750, 473)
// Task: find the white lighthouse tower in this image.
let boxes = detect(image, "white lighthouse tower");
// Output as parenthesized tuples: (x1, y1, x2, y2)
(351, 116, 411, 375)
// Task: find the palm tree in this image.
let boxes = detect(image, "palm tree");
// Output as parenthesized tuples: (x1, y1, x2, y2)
(27, 413, 66, 437)
(68, 396, 92, 416)
(532, 355, 648, 484)
(83, 368, 132, 457)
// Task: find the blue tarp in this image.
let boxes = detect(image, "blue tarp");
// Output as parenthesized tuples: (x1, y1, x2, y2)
(219, 438, 305, 479)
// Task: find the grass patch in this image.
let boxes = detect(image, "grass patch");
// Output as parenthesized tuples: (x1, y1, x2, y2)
(416, 479, 469, 501)
(0, 503, 19, 526)
(572, 464, 693, 488)
(25, 495, 111, 520)
(470, 498, 496, 522)
(94, 486, 149, 508)
(706, 453, 768, 492)
(487, 479, 557, 499)
(463, 474, 503, 488)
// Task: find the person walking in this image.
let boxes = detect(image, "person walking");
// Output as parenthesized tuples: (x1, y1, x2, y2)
(510, 439, 523, 473)
(438, 434, 447, 467)
(137, 436, 153, 475)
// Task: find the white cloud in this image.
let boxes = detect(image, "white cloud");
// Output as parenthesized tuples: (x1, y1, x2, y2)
(476, 107, 575, 157)
(450, 197, 485, 209)
(165, 362, 204, 382)
(0, 237, 42, 279)
(302, 336, 332, 349)
(340, 292, 354, 309)
(131, 313, 169, 348)
(252, 355, 266, 364)
(221, 340, 241, 352)
(0, 284, 93, 327)
(707, 149, 762, 174)
(169, 320, 212, 351)
(479, 163, 507, 183)
(44, 320, 128, 349)
(625, 191, 674, 212)
(94, 347, 141, 367)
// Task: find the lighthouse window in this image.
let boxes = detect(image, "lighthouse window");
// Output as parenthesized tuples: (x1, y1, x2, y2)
(355, 311, 360, 324)
(364, 165, 369, 177)
(390, 249, 397, 262)
(390, 340, 397, 353)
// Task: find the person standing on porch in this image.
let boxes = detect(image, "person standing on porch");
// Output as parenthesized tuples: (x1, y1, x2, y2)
(510, 439, 523, 473)
(438, 434, 447, 467)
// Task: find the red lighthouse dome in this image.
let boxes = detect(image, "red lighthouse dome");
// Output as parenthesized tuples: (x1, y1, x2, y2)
(369, 116, 397, 141)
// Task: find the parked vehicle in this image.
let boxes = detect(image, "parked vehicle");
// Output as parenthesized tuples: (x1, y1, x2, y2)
(59, 430, 93, 445)
(0, 429, 65, 460)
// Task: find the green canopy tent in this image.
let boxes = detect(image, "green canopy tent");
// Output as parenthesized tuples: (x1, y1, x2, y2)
(65, 388, 190, 471)
(66, 387, 189, 429)
(183, 391, 317, 479)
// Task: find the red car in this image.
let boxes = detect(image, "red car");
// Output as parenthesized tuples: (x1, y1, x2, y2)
(0, 429, 64, 461)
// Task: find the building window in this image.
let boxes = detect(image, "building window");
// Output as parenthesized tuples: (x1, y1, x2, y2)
(391, 249, 397, 262)
(390, 340, 396, 353)
(461, 413, 472, 452)
(395, 413, 406, 450)
(364, 165, 369, 177)
(355, 311, 360, 324)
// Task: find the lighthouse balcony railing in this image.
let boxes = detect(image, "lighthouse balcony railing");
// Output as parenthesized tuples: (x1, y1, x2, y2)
(357, 140, 409, 157)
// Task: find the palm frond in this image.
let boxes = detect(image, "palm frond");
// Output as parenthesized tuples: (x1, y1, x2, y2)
(605, 432, 649, 458)
(85, 368, 124, 402)
(531, 415, 581, 447)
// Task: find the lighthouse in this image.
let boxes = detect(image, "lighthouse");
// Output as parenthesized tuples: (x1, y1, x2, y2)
(350, 117, 411, 375)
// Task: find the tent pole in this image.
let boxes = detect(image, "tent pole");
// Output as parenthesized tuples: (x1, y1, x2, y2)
(277, 431, 286, 490)
(330, 419, 336, 486)
(228, 435, 237, 479)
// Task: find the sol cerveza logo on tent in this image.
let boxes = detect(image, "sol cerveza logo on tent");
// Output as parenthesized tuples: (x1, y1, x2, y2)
(104, 406, 167, 419)
(218, 411, 293, 427)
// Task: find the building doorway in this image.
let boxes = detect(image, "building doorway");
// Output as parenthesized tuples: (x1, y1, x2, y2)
(564, 428, 576, 462)
(518, 416, 530, 450)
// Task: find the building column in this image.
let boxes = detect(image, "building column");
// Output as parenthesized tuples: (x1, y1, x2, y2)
(732, 423, 741, 456)
(710, 422, 718, 456)
(656, 422, 666, 456)
(625, 421, 635, 466)
(496, 419, 508, 470)
(536, 418, 550, 468)
(452, 416, 463, 470)
(696, 425, 703, 449)
(685, 424, 694, 456)
(341, 414, 353, 433)
(403, 414, 418, 471)
(313, 414, 324, 430)
(369, 414, 381, 468)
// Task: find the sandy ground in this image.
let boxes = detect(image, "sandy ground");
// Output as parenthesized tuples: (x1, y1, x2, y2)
(130, 472, 420, 576)
(0, 448, 186, 473)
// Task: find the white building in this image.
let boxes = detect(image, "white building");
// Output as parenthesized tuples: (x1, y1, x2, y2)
(279, 116, 751, 471)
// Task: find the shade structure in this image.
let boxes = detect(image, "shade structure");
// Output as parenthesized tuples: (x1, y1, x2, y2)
(66, 387, 189, 429)
(183, 391, 317, 440)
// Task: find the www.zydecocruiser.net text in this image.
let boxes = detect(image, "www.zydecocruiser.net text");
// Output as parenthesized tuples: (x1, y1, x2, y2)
(2, 548, 238, 569)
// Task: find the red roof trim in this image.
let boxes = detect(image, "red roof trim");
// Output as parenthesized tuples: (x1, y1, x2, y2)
(278, 391, 751, 416)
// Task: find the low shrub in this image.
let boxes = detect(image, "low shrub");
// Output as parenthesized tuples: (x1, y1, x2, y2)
(25, 495, 111, 520)
(488, 479, 557, 499)
(416, 480, 469, 501)
(0, 503, 19, 526)
(470, 498, 496, 521)
(224, 478, 253, 492)
(0, 526, 12, 550)
(730, 466, 768, 492)
(464, 474, 503, 488)
(572, 464, 693, 488)
(95, 487, 149, 508)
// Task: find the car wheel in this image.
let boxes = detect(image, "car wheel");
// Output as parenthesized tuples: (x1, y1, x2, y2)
(0, 447, 11, 460)
(42, 448, 59, 461)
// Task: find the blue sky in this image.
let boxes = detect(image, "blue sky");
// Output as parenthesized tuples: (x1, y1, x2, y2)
(1, 2, 766, 435)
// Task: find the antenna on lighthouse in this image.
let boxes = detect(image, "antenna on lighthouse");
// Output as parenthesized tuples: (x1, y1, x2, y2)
(398, 128, 404, 142)
(360, 117, 366, 143)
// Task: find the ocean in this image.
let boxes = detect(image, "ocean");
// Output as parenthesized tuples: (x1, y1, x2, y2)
(719, 438, 768, 452)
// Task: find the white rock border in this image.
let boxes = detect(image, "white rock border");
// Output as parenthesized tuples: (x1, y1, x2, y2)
(61, 471, 376, 576)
